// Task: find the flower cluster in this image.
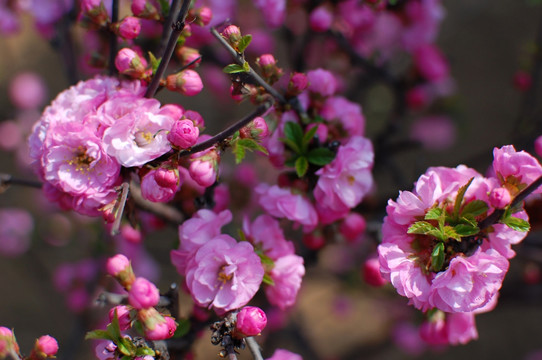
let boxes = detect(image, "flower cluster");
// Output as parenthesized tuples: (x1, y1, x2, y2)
(378, 145, 542, 343)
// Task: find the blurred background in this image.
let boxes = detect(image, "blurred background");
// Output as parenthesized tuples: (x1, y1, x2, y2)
(1, 0, 542, 359)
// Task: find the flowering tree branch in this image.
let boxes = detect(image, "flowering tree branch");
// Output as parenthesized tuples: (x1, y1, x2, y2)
(145, 0, 192, 98)
(245, 337, 264, 360)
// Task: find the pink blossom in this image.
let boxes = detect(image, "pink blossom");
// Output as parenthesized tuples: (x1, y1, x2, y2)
(166, 69, 203, 96)
(128, 277, 160, 309)
(419, 312, 448, 345)
(115, 48, 147, 77)
(0, 326, 18, 356)
(109, 305, 132, 331)
(171, 209, 232, 276)
(138, 308, 176, 340)
(188, 147, 219, 188)
(362, 257, 388, 287)
(339, 212, 366, 243)
(410, 115, 456, 151)
(235, 306, 267, 336)
(265, 254, 305, 309)
(307, 68, 337, 97)
(140, 168, 181, 203)
(413, 44, 450, 83)
(9, 72, 47, 109)
(0, 121, 23, 151)
(488, 187, 511, 209)
(288, 73, 309, 95)
(106, 254, 131, 277)
(314, 136, 374, 224)
(253, 0, 286, 28)
(168, 119, 199, 149)
(243, 215, 294, 260)
(320, 96, 365, 137)
(0, 208, 33, 257)
(118, 16, 141, 39)
(266, 349, 303, 360)
(94, 340, 116, 360)
(492, 145, 542, 195)
(33, 335, 58, 357)
(309, 6, 333, 32)
(185, 235, 264, 312)
(255, 184, 318, 231)
(446, 312, 478, 345)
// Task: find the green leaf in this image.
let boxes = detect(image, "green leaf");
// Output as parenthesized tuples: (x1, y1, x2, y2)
(425, 208, 444, 220)
(263, 274, 275, 286)
(459, 214, 478, 227)
(148, 52, 161, 75)
(158, 0, 170, 15)
(243, 61, 250, 72)
(174, 319, 191, 338)
(284, 121, 304, 145)
(223, 64, 247, 74)
(301, 125, 318, 151)
(407, 221, 439, 235)
(307, 147, 335, 166)
(135, 347, 156, 357)
(443, 226, 461, 241)
(454, 224, 480, 237)
(295, 156, 309, 177)
(107, 309, 122, 341)
(460, 200, 489, 218)
(388, 0, 398, 5)
(453, 177, 474, 219)
(281, 138, 301, 154)
(84, 330, 114, 341)
(431, 242, 445, 272)
(258, 253, 275, 267)
(238, 34, 252, 53)
(501, 216, 530, 232)
(284, 156, 297, 168)
(117, 337, 135, 356)
(237, 138, 268, 154)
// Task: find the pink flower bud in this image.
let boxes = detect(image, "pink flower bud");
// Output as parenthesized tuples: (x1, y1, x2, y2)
(109, 305, 132, 331)
(0, 327, 18, 356)
(176, 46, 201, 68)
(197, 6, 212, 25)
(235, 306, 267, 337)
(339, 213, 366, 243)
(240, 117, 269, 140)
(288, 72, 309, 95)
(80, 0, 101, 13)
(362, 257, 387, 287)
(413, 44, 449, 83)
(141, 168, 181, 203)
(488, 188, 511, 209)
(9, 72, 47, 109)
(106, 254, 130, 277)
(128, 277, 160, 309)
(166, 69, 203, 96)
(189, 154, 217, 188)
(406, 86, 428, 110)
(258, 54, 276, 67)
(222, 25, 242, 46)
(117, 16, 141, 40)
(309, 6, 333, 32)
(302, 232, 326, 250)
(33, 335, 58, 358)
(115, 48, 147, 78)
(307, 68, 337, 97)
(120, 224, 142, 244)
(535, 135, 542, 158)
(257, 54, 282, 82)
(184, 110, 205, 128)
(154, 168, 179, 188)
(131, 0, 159, 19)
(131, 0, 146, 15)
(138, 308, 176, 340)
(168, 119, 199, 148)
(80, 0, 109, 26)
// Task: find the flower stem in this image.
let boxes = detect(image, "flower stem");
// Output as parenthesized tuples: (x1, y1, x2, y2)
(108, 0, 119, 76)
(246, 337, 264, 360)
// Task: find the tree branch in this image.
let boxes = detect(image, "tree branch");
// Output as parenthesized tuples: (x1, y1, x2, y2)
(129, 182, 185, 225)
(245, 337, 264, 360)
(145, 0, 192, 98)
(108, 0, 119, 76)
(110, 181, 130, 236)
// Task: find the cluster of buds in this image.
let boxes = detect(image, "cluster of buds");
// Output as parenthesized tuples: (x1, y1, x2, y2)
(79, 0, 109, 28)
(0, 327, 58, 360)
(105, 254, 177, 341)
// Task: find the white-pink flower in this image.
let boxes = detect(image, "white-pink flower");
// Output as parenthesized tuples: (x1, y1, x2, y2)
(492, 145, 542, 195)
(264, 254, 305, 310)
(242, 215, 294, 260)
(184, 235, 264, 312)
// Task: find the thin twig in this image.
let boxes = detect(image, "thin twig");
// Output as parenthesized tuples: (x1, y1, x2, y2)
(145, 0, 192, 98)
(479, 175, 542, 230)
(108, 0, 119, 75)
(111, 181, 130, 236)
(0, 173, 42, 192)
(129, 182, 184, 225)
(245, 337, 264, 360)
(96, 291, 173, 307)
(177, 99, 273, 157)
(158, 0, 183, 57)
(210, 27, 288, 105)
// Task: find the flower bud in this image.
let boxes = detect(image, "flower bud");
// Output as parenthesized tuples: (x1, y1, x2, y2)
(109, 305, 132, 331)
(222, 25, 242, 47)
(166, 69, 203, 96)
(309, 5, 333, 32)
(120, 224, 142, 244)
(115, 16, 141, 40)
(287, 72, 309, 96)
(106, 254, 136, 289)
(128, 277, 160, 309)
(176, 46, 201, 68)
(141, 168, 181, 203)
(257, 54, 282, 83)
(362, 257, 387, 287)
(190, 6, 212, 26)
(239, 117, 269, 140)
(307, 68, 337, 97)
(138, 308, 176, 340)
(0, 327, 19, 357)
(535, 135, 542, 158)
(189, 158, 217, 188)
(339, 213, 366, 243)
(80, 0, 109, 27)
(131, 0, 160, 20)
(302, 232, 326, 250)
(488, 188, 511, 209)
(168, 119, 199, 149)
(115, 48, 147, 78)
(406, 86, 428, 110)
(513, 70, 532, 92)
(184, 110, 205, 129)
(29, 335, 58, 359)
(235, 306, 267, 337)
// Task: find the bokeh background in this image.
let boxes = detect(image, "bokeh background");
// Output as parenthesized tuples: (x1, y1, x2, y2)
(2, 0, 542, 359)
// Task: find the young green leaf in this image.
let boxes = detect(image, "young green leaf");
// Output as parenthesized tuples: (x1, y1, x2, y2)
(307, 147, 335, 166)
(301, 125, 318, 151)
(501, 216, 530, 232)
(135, 347, 156, 357)
(284, 156, 298, 168)
(237, 138, 268, 154)
(243, 61, 250, 72)
(281, 137, 301, 154)
(453, 177, 474, 219)
(460, 200, 489, 218)
(233, 142, 246, 164)
(454, 224, 480, 237)
(407, 221, 439, 235)
(284, 121, 304, 145)
(431, 242, 445, 272)
(223, 64, 248, 74)
(148, 52, 161, 75)
(295, 156, 309, 177)
(263, 274, 275, 286)
(174, 318, 191, 338)
(84, 330, 115, 342)
(116, 337, 135, 356)
(238, 34, 252, 53)
(425, 207, 444, 220)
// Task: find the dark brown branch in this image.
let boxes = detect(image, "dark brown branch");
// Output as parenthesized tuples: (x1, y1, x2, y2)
(158, 0, 182, 57)
(129, 182, 185, 225)
(245, 337, 264, 360)
(210, 27, 287, 105)
(178, 98, 274, 157)
(145, 0, 192, 98)
(110, 181, 130, 236)
(108, 0, 119, 76)
(479, 175, 542, 230)
(0, 173, 42, 192)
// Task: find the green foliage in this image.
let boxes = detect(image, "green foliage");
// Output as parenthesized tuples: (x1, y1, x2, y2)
(238, 35, 252, 53)
(431, 242, 445, 272)
(223, 63, 249, 74)
(232, 138, 268, 164)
